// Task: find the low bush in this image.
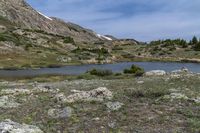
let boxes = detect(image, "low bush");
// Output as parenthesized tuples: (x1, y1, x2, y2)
(63, 37, 75, 44)
(88, 69, 113, 76)
(123, 64, 144, 76)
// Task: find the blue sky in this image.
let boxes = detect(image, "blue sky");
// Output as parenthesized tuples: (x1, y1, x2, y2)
(27, 0, 200, 41)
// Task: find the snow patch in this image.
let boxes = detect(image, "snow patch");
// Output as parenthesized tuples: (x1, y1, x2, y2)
(97, 34, 112, 41)
(37, 11, 52, 21)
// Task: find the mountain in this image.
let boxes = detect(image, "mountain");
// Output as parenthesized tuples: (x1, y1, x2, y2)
(0, 0, 113, 43)
(0, 0, 143, 69)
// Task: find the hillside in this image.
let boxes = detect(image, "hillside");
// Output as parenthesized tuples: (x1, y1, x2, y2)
(0, 0, 200, 69)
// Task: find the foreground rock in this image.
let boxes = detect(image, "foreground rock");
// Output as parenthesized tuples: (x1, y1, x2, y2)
(0, 96, 20, 109)
(145, 70, 166, 76)
(48, 107, 73, 119)
(0, 119, 43, 133)
(0, 86, 59, 96)
(171, 67, 189, 74)
(106, 102, 124, 111)
(163, 93, 189, 101)
(65, 87, 113, 103)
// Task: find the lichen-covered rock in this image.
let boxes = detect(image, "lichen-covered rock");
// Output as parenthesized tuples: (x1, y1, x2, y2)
(33, 86, 59, 94)
(0, 86, 59, 96)
(163, 93, 189, 100)
(66, 87, 113, 103)
(145, 70, 166, 76)
(54, 93, 68, 103)
(105, 102, 124, 111)
(0, 89, 31, 95)
(0, 96, 20, 108)
(48, 107, 73, 119)
(0, 119, 43, 133)
(171, 67, 189, 74)
(191, 97, 200, 103)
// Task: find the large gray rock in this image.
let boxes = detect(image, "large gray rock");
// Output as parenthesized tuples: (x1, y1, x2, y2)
(0, 119, 43, 133)
(145, 70, 166, 76)
(66, 87, 113, 103)
(171, 67, 189, 74)
(48, 107, 73, 119)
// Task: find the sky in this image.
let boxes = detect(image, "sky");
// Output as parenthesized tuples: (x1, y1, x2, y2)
(27, 0, 200, 42)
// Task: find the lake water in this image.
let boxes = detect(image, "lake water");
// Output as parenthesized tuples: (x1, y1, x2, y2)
(0, 62, 200, 78)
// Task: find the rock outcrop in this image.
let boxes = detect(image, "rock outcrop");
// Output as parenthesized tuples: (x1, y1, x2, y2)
(0, 119, 43, 133)
(145, 70, 166, 76)
(65, 87, 113, 103)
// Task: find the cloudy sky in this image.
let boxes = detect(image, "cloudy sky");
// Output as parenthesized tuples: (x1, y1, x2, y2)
(27, 0, 200, 42)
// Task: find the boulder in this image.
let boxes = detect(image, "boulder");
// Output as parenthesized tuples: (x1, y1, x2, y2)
(105, 102, 124, 111)
(66, 87, 113, 103)
(145, 70, 166, 76)
(171, 67, 189, 74)
(0, 119, 43, 133)
(48, 107, 73, 119)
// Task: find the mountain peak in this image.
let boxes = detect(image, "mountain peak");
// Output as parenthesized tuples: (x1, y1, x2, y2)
(0, 0, 105, 42)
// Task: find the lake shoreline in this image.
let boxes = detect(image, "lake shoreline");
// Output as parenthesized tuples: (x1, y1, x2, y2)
(1, 58, 200, 71)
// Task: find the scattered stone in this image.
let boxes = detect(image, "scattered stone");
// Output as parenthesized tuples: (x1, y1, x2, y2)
(0, 85, 59, 96)
(137, 81, 144, 84)
(108, 121, 117, 129)
(33, 86, 59, 94)
(0, 119, 43, 133)
(54, 93, 68, 103)
(191, 97, 200, 103)
(0, 89, 31, 95)
(145, 70, 166, 76)
(105, 102, 124, 111)
(66, 87, 113, 103)
(71, 89, 84, 93)
(57, 56, 72, 63)
(163, 93, 189, 100)
(48, 107, 73, 119)
(0, 96, 20, 108)
(92, 117, 100, 121)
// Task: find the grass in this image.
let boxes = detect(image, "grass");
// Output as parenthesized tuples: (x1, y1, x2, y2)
(0, 73, 200, 132)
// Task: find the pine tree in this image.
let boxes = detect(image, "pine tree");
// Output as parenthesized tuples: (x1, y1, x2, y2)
(192, 36, 198, 45)
(194, 40, 200, 51)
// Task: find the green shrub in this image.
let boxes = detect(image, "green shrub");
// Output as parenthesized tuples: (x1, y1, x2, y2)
(63, 37, 75, 44)
(123, 65, 144, 76)
(88, 69, 113, 76)
(0, 36, 6, 41)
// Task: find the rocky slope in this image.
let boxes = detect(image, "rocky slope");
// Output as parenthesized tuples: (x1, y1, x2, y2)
(0, 0, 111, 43)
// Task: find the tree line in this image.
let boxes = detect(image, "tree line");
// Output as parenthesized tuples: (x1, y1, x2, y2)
(149, 36, 200, 51)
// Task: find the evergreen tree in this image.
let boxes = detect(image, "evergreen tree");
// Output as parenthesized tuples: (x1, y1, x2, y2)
(194, 41, 200, 51)
(192, 36, 198, 45)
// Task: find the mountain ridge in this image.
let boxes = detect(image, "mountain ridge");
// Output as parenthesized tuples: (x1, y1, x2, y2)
(0, 0, 113, 43)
